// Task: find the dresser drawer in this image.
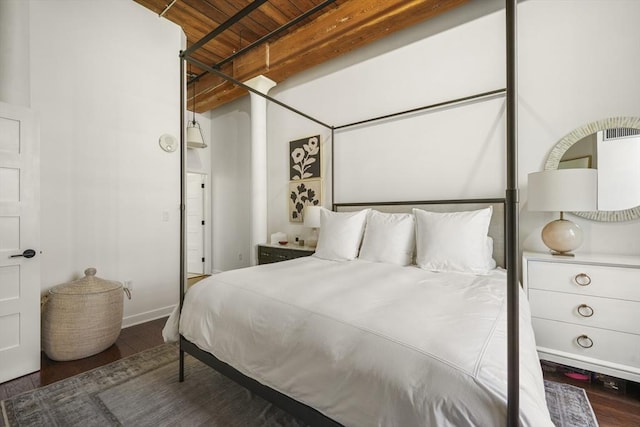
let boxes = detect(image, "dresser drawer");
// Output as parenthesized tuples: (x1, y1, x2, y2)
(257, 245, 314, 265)
(532, 318, 640, 371)
(529, 289, 640, 335)
(527, 260, 640, 301)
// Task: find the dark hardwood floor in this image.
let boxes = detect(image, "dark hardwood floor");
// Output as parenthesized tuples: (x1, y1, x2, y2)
(0, 317, 167, 402)
(542, 366, 640, 427)
(2, 316, 639, 426)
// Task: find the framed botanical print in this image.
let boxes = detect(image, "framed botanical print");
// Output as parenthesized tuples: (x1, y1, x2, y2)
(289, 179, 321, 222)
(290, 135, 321, 180)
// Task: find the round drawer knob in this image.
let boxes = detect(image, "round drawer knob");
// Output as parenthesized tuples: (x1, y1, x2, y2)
(577, 304, 594, 317)
(576, 334, 594, 349)
(574, 273, 592, 286)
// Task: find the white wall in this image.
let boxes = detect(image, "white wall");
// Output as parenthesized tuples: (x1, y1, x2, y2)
(0, 0, 30, 107)
(209, 98, 252, 272)
(30, 0, 185, 326)
(210, 0, 640, 263)
(518, 0, 640, 255)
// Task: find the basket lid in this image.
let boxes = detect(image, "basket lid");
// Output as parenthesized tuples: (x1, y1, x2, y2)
(50, 268, 122, 295)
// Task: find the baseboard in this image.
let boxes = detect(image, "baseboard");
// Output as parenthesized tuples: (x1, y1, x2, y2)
(122, 305, 176, 328)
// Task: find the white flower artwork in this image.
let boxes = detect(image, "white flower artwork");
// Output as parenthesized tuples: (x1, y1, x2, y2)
(289, 135, 321, 180)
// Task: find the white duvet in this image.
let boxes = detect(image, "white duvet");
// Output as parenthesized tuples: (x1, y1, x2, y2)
(165, 257, 552, 427)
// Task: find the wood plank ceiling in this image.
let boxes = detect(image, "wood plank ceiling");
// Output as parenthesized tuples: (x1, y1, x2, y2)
(133, 0, 469, 113)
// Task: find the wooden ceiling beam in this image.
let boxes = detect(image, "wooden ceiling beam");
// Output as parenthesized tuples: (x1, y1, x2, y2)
(194, 0, 468, 112)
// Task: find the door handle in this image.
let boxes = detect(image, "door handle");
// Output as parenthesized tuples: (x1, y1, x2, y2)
(10, 249, 36, 259)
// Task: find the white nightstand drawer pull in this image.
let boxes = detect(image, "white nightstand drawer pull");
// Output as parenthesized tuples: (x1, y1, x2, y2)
(577, 304, 594, 317)
(574, 273, 592, 286)
(576, 334, 594, 348)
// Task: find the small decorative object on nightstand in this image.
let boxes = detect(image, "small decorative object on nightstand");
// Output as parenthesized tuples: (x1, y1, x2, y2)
(523, 251, 640, 383)
(257, 243, 315, 265)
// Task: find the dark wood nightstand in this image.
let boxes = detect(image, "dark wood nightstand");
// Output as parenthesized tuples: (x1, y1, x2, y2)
(257, 243, 315, 265)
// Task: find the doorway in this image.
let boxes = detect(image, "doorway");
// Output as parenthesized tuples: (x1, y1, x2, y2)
(186, 172, 207, 276)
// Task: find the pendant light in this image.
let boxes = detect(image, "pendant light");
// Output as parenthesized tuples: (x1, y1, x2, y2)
(186, 69, 207, 148)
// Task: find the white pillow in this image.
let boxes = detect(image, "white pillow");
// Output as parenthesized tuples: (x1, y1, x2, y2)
(314, 208, 370, 261)
(358, 210, 415, 266)
(485, 237, 497, 270)
(413, 206, 493, 274)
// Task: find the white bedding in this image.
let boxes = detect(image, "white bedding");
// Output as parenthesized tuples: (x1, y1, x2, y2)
(165, 257, 552, 427)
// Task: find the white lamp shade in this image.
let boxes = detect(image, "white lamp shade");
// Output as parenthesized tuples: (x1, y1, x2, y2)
(186, 122, 207, 148)
(528, 169, 598, 212)
(304, 206, 322, 228)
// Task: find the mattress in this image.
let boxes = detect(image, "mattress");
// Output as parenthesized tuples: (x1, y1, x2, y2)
(165, 256, 553, 426)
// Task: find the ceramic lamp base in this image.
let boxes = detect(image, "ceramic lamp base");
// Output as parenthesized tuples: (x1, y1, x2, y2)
(541, 218, 583, 256)
(306, 228, 319, 249)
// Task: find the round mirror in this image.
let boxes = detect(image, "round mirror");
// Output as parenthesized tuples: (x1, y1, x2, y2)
(544, 116, 640, 222)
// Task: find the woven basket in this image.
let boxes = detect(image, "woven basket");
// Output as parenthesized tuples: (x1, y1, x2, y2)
(42, 268, 126, 361)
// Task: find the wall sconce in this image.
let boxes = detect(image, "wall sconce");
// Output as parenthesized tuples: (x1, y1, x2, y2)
(528, 169, 597, 256)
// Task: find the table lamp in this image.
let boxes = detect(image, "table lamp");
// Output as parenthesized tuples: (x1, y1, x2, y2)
(303, 206, 322, 248)
(528, 169, 597, 256)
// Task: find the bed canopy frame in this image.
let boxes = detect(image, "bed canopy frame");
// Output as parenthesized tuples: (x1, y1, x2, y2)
(178, 1, 520, 425)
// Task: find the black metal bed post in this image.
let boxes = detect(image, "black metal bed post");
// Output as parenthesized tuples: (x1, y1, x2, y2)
(505, 0, 520, 425)
(179, 52, 186, 383)
(184, 56, 333, 130)
(333, 88, 506, 130)
(331, 127, 335, 210)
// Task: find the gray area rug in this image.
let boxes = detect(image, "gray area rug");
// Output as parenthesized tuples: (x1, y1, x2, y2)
(544, 380, 599, 427)
(2, 344, 598, 426)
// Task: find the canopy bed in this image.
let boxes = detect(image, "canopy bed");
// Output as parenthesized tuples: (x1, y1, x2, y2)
(171, 1, 533, 425)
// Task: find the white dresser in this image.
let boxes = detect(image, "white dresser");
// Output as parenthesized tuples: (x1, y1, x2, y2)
(523, 251, 640, 382)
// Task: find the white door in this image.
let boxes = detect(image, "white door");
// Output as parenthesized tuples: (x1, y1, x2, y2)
(0, 102, 40, 383)
(186, 173, 205, 275)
